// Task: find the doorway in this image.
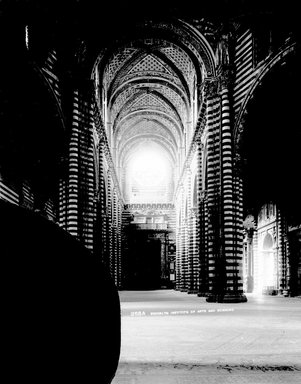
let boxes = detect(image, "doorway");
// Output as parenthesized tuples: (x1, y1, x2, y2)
(124, 230, 162, 290)
(259, 232, 276, 294)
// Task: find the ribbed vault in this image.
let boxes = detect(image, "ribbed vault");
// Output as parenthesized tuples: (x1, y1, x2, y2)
(94, 20, 213, 203)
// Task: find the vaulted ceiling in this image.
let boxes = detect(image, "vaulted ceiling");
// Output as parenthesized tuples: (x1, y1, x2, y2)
(103, 39, 197, 159)
(94, 20, 215, 202)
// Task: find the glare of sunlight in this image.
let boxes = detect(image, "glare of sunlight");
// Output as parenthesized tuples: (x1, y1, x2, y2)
(129, 147, 169, 188)
(126, 143, 172, 203)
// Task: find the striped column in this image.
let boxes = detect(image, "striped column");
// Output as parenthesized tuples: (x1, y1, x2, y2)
(184, 218, 189, 291)
(186, 164, 200, 294)
(203, 81, 222, 301)
(177, 185, 185, 290)
(198, 192, 209, 297)
(282, 218, 291, 293)
(117, 201, 122, 288)
(253, 226, 260, 293)
(92, 140, 101, 262)
(285, 235, 291, 294)
(189, 207, 199, 293)
(277, 208, 286, 293)
(113, 188, 118, 286)
(234, 161, 245, 292)
(229, 152, 246, 297)
(186, 167, 194, 293)
(66, 90, 80, 238)
(220, 82, 234, 300)
(121, 206, 132, 288)
(181, 189, 188, 292)
(21, 181, 35, 210)
(95, 141, 106, 264)
(0, 180, 19, 205)
(100, 145, 109, 266)
(233, 30, 254, 118)
(195, 140, 208, 297)
(80, 100, 95, 251)
(44, 199, 56, 222)
(175, 207, 181, 290)
(175, 191, 180, 290)
(61, 88, 96, 251)
(59, 178, 67, 229)
(209, 74, 246, 302)
(107, 171, 114, 277)
(193, 209, 200, 290)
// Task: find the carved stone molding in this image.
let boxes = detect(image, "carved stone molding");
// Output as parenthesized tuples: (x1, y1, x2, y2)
(218, 67, 234, 91)
(204, 78, 219, 98)
(200, 189, 207, 200)
(190, 207, 198, 218)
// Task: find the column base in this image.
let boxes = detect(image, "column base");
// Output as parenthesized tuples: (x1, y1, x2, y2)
(206, 293, 248, 303)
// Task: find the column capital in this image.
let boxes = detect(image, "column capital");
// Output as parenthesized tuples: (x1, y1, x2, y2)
(200, 189, 207, 200)
(191, 139, 201, 154)
(190, 207, 198, 218)
(218, 67, 234, 91)
(204, 78, 219, 98)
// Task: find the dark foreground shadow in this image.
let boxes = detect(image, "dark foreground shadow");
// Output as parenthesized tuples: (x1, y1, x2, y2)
(0, 200, 120, 383)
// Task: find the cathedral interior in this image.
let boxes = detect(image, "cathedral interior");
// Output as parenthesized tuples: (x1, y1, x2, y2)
(0, 0, 300, 305)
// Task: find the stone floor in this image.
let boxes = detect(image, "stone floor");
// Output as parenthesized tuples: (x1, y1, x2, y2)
(112, 290, 301, 383)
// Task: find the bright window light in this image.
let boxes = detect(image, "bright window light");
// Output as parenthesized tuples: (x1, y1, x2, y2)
(125, 143, 172, 203)
(131, 149, 168, 187)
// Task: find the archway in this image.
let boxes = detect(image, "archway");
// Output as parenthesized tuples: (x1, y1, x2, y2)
(91, 16, 215, 291)
(239, 51, 300, 220)
(259, 232, 275, 294)
(239, 50, 301, 295)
